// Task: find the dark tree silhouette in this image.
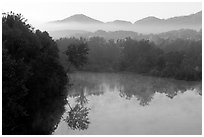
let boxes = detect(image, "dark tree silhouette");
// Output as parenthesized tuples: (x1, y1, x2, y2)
(2, 12, 68, 134)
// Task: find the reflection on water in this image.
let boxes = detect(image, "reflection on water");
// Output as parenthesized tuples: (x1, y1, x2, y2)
(54, 72, 202, 135)
(65, 103, 90, 130)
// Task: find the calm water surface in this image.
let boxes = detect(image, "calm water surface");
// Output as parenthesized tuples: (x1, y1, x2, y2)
(54, 72, 202, 135)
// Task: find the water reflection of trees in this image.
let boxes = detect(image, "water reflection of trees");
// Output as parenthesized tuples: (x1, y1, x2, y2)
(65, 103, 90, 130)
(67, 73, 201, 110)
(64, 79, 91, 130)
(118, 74, 201, 106)
(64, 73, 120, 131)
(76, 90, 89, 106)
(63, 73, 201, 131)
(64, 92, 90, 130)
(68, 78, 104, 97)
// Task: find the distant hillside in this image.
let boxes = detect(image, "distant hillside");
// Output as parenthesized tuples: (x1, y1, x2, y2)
(106, 20, 132, 25)
(73, 29, 201, 41)
(48, 29, 91, 39)
(47, 11, 202, 37)
(134, 11, 202, 33)
(135, 16, 162, 25)
(50, 14, 103, 24)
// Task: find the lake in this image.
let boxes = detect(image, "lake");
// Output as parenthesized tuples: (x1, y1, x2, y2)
(54, 72, 202, 135)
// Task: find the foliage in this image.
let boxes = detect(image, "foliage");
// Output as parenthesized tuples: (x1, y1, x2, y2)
(2, 12, 68, 134)
(86, 37, 120, 71)
(65, 38, 89, 69)
(120, 38, 163, 72)
(57, 36, 201, 81)
(2, 48, 30, 134)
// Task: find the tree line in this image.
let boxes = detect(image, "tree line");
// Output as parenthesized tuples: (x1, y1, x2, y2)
(57, 36, 202, 81)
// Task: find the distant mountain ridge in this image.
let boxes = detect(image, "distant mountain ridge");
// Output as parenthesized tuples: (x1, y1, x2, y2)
(106, 20, 132, 25)
(47, 11, 202, 37)
(51, 14, 103, 24)
(134, 11, 202, 26)
(135, 16, 162, 24)
(50, 11, 201, 25)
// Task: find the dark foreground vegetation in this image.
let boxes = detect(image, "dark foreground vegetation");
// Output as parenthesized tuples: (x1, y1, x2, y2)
(2, 12, 68, 134)
(3, 12, 92, 135)
(57, 36, 202, 81)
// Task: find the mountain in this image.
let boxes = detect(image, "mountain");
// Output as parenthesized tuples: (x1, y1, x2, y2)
(167, 11, 202, 25)
(50, 14, 103, 24)
(106, 20, 132, 25)
(135, 11, 201, 25)
(134, 11, 202, 33)
(135, 16, 163, 25)
(47, 11, 202, 38)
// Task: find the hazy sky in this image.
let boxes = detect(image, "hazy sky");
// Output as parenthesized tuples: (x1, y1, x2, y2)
(2, 0, 202, 29)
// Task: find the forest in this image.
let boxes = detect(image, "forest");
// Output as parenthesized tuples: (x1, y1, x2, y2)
(57, 36, 202, 81)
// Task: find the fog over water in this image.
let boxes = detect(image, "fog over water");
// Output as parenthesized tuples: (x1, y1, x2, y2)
(54, 72, 202, 135)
